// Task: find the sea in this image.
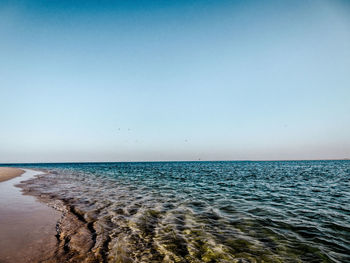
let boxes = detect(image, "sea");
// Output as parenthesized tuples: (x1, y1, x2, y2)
(7, 161, 350, 262)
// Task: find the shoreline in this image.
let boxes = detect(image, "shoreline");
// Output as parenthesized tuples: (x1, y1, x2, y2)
(16, 169, 102, 262)
(0, 168, 96, 262)
(0, 168, 61, 263)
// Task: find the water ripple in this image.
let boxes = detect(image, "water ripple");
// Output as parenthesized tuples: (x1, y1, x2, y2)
(15, 161, 350, 262)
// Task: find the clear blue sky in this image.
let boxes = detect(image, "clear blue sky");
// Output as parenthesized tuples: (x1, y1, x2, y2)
(1, 0, 350, 163)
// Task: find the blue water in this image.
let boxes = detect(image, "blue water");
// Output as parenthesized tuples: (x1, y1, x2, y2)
(7, 161, 350, 262)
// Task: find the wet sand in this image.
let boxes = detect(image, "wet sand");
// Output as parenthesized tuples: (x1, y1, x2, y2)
(0, 169, 61, 263)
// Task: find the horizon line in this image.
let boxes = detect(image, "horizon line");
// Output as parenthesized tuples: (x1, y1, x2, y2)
(1, 158, 349, 165)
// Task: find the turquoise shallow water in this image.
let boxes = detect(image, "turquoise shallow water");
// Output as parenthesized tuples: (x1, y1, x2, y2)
(8, 161, 350, 262)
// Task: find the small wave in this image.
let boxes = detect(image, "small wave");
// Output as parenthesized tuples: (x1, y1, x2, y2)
(17, 161, 350, 262)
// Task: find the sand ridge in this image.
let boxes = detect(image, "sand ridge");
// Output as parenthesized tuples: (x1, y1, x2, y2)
(0, 167, 24, 182)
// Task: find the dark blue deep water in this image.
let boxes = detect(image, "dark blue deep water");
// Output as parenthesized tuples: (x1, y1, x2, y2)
(7, 161, 350, 262)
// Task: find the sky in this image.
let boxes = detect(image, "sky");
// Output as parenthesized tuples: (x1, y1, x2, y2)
(1, 0, 350, 163)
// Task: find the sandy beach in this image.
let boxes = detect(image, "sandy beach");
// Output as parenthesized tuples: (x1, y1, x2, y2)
(0, 168, 61, 263)
(0, 167, 24, 182)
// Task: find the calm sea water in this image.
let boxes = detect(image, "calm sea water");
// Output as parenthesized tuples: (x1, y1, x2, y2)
(8, 161, 350, 262)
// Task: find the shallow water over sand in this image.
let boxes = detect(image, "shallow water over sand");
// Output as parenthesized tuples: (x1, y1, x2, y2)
(14, 161, 350, 262)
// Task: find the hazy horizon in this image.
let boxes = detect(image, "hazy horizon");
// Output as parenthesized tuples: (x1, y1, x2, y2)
(1, 0, 350, 163)
(1, 159, 350, 165)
